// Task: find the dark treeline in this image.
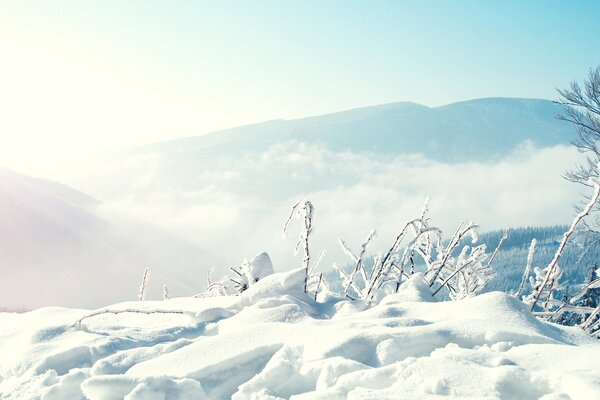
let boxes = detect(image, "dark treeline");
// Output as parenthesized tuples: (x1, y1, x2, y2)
(480, 226, 600, 293)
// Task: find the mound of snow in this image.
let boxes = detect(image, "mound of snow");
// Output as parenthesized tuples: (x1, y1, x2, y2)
(1, 269, 599, 399)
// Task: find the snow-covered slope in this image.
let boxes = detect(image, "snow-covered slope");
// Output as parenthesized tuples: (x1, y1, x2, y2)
(1, 268, 598, 399)
(0, 168, 213, 310)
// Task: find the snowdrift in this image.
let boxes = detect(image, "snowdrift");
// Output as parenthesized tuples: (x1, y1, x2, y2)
(1, 269, 599, 399)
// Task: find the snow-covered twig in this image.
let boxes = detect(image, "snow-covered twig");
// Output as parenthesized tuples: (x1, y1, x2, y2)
(340, 229, 376, 297)
(138, 267, 150, 301)
(309, 248, 326, 276)
(516, 239, 536, 299)
(487, 229, 508, 271)
(314, 273, 323, 301)
(334, 263, 363, 298)
(283, 199, 314, 292)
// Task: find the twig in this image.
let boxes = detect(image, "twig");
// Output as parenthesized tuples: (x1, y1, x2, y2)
(74, 308, 187, 327)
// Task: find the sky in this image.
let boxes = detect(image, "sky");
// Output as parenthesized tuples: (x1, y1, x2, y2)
(0, 1, 600, 179)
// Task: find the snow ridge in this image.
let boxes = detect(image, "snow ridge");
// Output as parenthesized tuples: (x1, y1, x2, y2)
(1, 267, 599, 399)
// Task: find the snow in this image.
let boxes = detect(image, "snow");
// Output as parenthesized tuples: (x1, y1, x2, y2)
(1, 269, 599, 399)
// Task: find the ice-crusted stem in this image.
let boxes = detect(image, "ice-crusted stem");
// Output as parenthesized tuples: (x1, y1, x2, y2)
(487, 229, 508, 271)
(138, 267, 150, 301)
(530, 177, 600, 311)
(314, 273, 323, 300)
(342, 229, 376, 296)
(162, 285, 169, 300)
(427, 221, 478, 287)
(431, 253, 481, 297)
(335, 263, 363, 298)
(309, 248, 326, 276)
(516, 239, 537, 299)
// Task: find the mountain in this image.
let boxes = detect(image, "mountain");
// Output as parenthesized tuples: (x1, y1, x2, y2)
(0, 168, 214, 310)
(134, 97, 575, 162)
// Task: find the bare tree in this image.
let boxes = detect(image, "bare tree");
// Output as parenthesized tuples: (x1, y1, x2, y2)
(558, 65, 600, 185)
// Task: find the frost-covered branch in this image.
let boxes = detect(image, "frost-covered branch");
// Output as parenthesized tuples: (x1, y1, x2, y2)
(283, 199, 314, 292)
(529, 177, 600, 311)
(487, 229, 508, 271)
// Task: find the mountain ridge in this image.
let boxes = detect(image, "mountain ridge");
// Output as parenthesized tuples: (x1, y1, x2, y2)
(132, 97, 575, 163)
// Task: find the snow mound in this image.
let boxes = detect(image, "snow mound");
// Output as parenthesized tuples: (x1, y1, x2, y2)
(1, 269, 599, 399)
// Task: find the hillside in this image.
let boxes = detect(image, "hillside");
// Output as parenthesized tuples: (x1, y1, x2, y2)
(0, 168, 214, 310)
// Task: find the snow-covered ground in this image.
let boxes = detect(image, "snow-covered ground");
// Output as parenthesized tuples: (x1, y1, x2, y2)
(1, 268, 599, 399)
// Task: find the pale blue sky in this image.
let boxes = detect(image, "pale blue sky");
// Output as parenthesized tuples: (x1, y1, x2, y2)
(0, 1, 599, 175)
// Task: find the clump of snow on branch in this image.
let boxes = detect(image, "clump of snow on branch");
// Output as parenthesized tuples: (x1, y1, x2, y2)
(196, 253, 275, 298)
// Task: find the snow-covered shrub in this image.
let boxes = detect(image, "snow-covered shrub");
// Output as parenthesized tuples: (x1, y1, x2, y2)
(427, 225, 506, 300)
(230, 252, 275, 293)
(523, 265, 563, 311)
(195, 252, 275, 298)
(332, 198, 503, 305)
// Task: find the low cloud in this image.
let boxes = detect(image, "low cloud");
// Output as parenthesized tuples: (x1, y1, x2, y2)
(96, 142, 585, 273)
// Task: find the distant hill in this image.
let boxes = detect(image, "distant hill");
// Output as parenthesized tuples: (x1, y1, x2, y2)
(89, 97, 579, 203)
(0, 168, 214, 309)
(135, 97, 575, 162)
